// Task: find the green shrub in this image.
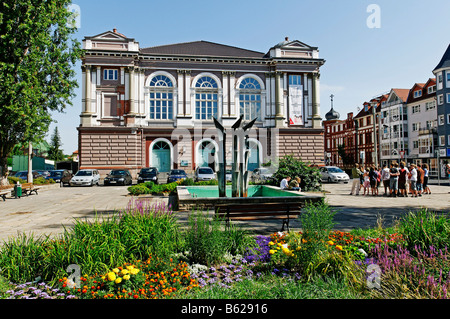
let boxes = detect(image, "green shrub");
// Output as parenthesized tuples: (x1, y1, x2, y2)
(399, 208, 450, 251)
(128, 184, 152, 195)
(7, 177, 26, 185)
(270, 155, 322, 192)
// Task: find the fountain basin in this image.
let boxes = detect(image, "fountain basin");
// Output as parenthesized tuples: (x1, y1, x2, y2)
(177, 185, 323, 210)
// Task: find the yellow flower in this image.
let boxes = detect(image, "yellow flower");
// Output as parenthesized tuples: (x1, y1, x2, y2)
(107, 272, 116, 282)
(296, 246, 302, 251)
(327, 241, 335, 246)
(268, 241, 275, 246)
(121, 269, 129, 276)
(269, 250, 276, 255)
(336, 245, 343, 251)
(130, 269, 139, 275)
(113, 268, 120, 273)
(126, 265, 134, 271)
(115, 278, 122, 284)
(123, 275, 131, 280)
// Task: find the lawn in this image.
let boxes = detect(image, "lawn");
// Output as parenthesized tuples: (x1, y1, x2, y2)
(0, 198, 449, 300)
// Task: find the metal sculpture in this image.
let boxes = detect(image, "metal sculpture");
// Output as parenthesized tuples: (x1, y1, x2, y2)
(213, 115, 257, 198)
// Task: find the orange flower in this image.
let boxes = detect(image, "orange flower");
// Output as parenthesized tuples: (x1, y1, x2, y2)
(336, 245, 343, 251)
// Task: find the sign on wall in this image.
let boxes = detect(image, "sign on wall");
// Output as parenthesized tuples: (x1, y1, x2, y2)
(289, 85, 304, 126)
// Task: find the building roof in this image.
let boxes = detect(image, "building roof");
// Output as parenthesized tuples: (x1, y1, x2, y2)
(140, 40, 265, 58)
(434, 43, 450, 72)
(390, 88, 410, 103)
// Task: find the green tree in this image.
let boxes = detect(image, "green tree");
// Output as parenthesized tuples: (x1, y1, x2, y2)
(48, 126, 65, 161)
(0, 0, 83, 180)
(271, 155, 322, 192)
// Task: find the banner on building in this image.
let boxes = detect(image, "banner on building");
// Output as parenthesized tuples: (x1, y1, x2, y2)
(289, 85, 303, 126)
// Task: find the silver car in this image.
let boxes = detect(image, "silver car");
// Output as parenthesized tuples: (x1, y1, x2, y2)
(70, 169, 101, 186)
(251, 167, 274, 183)
(195, 167, 216, 182)
(320, 166, 350, 183)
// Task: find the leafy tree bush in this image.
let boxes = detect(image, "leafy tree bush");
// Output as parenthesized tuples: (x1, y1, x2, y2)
(270, 155, 322, 192)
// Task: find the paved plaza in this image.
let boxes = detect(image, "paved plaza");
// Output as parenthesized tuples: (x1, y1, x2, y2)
(0, 181, 449, 242)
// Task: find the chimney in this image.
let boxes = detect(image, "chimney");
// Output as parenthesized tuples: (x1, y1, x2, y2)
(113, 28, 117, 33)
(285, 37, 289, 42)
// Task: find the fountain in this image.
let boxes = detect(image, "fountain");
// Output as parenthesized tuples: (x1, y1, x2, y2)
(176, 116, 324, 211)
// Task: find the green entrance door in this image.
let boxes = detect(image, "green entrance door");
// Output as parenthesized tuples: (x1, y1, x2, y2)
(199, 141, 216, 171)
(152, 141, 171, 173)
(247, 142, 260, 172)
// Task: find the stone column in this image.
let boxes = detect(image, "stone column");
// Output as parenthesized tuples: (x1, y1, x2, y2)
(128, 67, 137, 115)
(275, 71, 285, 127)
(311, 72, 323, 128)
(85, 65, 92, 114)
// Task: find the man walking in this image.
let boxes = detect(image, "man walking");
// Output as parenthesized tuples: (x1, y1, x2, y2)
(350, 163, 362, 195)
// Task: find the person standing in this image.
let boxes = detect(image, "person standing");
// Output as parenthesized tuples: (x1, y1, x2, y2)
(381, 164, 390, 196)
(389, 162, 400, 197)
(417, 164, 424, 197)
(447, 164, 450, 186)
(363, 168, 370, 196)
(422, 164, 431, 194)
(350, 163, 362, 195)
(398, 162, 409, 197)
(369, 166, 378, 196)
(409, 164, 418, 197)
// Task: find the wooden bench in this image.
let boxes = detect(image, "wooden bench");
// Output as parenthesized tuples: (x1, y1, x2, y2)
(0, 185, 14, 201)
(21, 183, 42, 196)
(215, 202, 303, 232)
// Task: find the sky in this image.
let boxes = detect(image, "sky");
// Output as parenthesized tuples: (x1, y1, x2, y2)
(48, 0, 450, 154)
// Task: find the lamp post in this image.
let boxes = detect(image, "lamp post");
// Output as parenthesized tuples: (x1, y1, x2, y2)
(371, 101, 379, 168)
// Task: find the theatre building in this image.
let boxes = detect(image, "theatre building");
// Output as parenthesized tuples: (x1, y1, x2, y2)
(78, 30, 326, 177)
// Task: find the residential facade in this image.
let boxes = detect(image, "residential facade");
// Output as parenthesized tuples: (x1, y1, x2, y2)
(78, 30, 326, 177)
(433, 44, 450, 177)
(406, 79, 439, 176)
(380, 88, 410, 166)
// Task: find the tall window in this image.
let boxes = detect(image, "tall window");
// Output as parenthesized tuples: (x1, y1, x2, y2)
(195, 76, 218, 120)
(149, 75, 174, 120)
(239, 77, 262, 121)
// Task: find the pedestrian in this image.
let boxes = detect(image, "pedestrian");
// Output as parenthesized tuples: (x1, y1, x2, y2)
(280, 176, 291, 190)
(288, 177, 301, 191)
(409, 164, 418, 197)
(363, 168, 370, 196)
(381, 164, 390, 196)
(447, 164, 450, 186)
(359, 166, 365, 193)
(422, 163, 431, 194)
(369, 166, 378, 196)
(416, 163, 424, 197)
(350, 163, 362, 195)
(389, 162, 400, 197)
(398, 161, 409, 197)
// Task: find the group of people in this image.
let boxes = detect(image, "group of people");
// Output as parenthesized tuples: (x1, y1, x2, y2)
(350, 161, 435, 197)
(280, 176, 302, 192)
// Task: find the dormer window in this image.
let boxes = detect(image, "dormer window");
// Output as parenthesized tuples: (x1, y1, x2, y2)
(413, 90, 422, 98)
(104, 69, 118, 81)
(428, 86, 436, 94)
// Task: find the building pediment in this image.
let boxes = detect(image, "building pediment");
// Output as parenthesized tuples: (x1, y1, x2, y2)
(267, 38, 319, 59)
(83, 29, 139, 52)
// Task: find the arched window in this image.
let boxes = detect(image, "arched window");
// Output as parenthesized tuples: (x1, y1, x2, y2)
(239, 77, 262, 121)
(195, 76, 218, 120)
(149, 75, 174, 120)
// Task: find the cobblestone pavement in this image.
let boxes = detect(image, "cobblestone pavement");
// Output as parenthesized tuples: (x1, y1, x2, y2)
(0, 181, 449, 242)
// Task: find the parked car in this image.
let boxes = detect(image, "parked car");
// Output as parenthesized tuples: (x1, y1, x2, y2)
(14, 171, 43, 181)
(70, 169, 100, 186)
(137, 167, 159, 184)
(250, 167, 274, 183)
(37, 170, 51, 178)
(194, 167, 216, 182)
(167, 169, 188, 183)
(320, 166, 350, 183)
(47, 169, 73, 186)
(104, 169, 133, 186)
(226, 169, 232, 182)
